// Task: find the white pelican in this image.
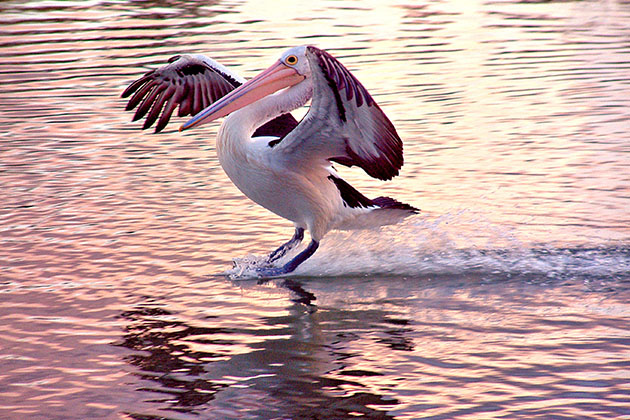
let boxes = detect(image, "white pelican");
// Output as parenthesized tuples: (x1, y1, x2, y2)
(122, 46, 418, 277)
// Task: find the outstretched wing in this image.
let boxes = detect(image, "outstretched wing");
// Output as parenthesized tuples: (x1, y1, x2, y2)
(122, 54, 299, 136)
(273, 46, 403, 181)
(122, 54, 243, 133)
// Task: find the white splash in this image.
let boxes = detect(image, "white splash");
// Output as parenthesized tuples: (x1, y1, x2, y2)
(226, 213, 629, 280)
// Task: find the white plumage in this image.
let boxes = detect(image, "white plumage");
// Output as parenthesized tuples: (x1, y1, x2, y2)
(123, 45, 417, 276)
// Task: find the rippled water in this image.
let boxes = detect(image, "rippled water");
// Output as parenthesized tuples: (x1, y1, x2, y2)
(1, 0, 629, 419)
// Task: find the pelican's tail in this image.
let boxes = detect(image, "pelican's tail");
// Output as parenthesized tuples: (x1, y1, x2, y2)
(328, 175, 418, 230)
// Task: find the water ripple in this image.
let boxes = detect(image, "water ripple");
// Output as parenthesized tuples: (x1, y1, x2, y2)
(1, 0, 629, 419)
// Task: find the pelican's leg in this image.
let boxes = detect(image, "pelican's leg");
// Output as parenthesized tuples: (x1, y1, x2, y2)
(267, 227, 304, 263)
(258, 239, 319, 277)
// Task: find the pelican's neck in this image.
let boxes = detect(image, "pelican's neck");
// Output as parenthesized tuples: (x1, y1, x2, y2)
(219, 79, 312, 144)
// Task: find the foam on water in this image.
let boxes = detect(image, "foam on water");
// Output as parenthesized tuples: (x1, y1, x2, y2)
(227, 213, 630, 280)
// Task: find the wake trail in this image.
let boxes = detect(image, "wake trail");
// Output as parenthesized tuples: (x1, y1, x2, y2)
(227, 213, 630, 280)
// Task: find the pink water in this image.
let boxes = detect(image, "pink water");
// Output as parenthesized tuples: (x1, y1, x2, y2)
(1, 0, 629, 419)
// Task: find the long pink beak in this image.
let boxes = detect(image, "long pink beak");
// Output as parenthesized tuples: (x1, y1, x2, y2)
(180, 60, 305, 131)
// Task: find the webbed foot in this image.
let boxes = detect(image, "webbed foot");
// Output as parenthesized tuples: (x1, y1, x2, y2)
(257, 239, 319, 278)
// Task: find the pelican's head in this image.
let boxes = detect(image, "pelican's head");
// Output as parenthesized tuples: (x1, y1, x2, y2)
(278, 45, 312, 78)
(180, 46, 311, 131)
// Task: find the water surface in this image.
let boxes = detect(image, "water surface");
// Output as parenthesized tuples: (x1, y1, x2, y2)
(1, 0, 629, 419)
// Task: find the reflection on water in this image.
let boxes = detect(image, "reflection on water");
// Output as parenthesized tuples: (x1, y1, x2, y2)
(116, 299, 402, 419)
(1, 0, 629, 418)
(117, 306, 227, 413)
(111, 275, 629, 419)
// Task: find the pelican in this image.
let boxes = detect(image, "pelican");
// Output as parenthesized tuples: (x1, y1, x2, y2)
(122, 46, 418, 277)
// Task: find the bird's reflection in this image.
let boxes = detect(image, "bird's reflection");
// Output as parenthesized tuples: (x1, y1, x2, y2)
(116, 306, 228, 413)
(115, 279, 414, 419)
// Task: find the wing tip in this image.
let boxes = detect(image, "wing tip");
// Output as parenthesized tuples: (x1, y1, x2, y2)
(341, 139, 404, 181)
(371, 196, 419, 213)
(328, 175, 419, 219)
(121, 55, 241, 133)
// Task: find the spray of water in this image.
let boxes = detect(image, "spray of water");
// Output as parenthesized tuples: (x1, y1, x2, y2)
(227, 212, 629, 280)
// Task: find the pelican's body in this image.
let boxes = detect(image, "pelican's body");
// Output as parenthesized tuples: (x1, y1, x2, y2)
(123, 45, 417, 276)
(215, 78, 364, 242)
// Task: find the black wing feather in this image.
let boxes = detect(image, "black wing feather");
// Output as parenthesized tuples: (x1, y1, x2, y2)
(122, 55, 238, 133)
(304, 46, 402, 181)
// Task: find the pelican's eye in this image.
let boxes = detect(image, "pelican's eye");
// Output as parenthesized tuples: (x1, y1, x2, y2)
(285, 55, 298, 65)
